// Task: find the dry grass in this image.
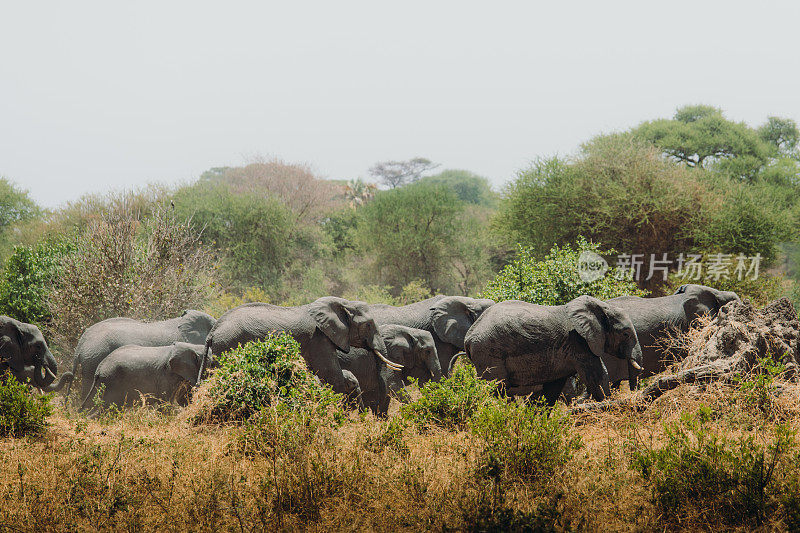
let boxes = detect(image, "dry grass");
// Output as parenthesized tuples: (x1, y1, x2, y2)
(0, 379, 797, 532)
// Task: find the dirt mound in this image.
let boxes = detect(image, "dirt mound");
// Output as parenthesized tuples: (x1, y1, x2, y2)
(681, 297, 799, 377)
(572, 298, 800, 413)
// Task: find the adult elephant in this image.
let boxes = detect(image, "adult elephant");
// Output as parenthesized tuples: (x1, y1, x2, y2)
(464, 295, 643, 404)
(81, 342, 210, 410)
(68, 310, 216, 400)
(339, 325, 440, 416)
(600, 283, 741, 387)
(199, 297, 396, 408)
(0, 316, 72, 391)
(366, 296, 495, 377)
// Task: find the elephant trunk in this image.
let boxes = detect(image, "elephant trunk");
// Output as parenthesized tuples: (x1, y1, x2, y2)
(41, 372, 75, 393)
(32, 351, 57, 389)
(196, 337, 212, 385)
(623, 337, 644, 390)
(425, 351, 443, 381)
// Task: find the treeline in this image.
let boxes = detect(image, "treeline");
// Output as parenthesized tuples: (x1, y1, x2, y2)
(1, 105, 799, 358)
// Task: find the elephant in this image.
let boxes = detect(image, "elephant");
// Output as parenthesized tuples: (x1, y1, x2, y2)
(464, 295, 643, 404)
(0, 316, 72, 391)
(338, 325, 441, 416)
(599, 283, 741, 388)
(68, 310, 216, 400)
(80, 342, 210, 410)
(365, 296, 495, 378)
(199, 297, 397, 409)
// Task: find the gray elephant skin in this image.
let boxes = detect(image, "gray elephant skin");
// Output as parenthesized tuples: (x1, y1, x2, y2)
(69, 310, 216, 399)
(365, 296, 495, 377)
(339, 325, 440, 416)
(81, 342, 209, 410)
(0, 316, 72, 391)
(464, 295, 643, 404)
(599, 283, 740, 388)
(201, 297, 393, 407)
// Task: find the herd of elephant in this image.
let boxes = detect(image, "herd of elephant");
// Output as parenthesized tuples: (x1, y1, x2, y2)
(0, 284, 740, 415)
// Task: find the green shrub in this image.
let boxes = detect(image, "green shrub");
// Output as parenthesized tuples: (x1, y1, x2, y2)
(0, 238, 72, 326)
(630, 408, 797, 527)
(400, 362, 499, 431)
(732, 355, 788, 418)
(481, 238, 647, 305)
(0, 375, 53, 437)
(201, 334, 344, 423)
(471, 401, 582, 486)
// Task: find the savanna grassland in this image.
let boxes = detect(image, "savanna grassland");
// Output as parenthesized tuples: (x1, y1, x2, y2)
(2, 369, 799, 532)
(2, 105, 800, 531)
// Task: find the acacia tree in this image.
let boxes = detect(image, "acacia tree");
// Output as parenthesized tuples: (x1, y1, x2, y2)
(632, 105, 792, 181)
(210, 157, 343, 222)
(368, 157, 438, 189)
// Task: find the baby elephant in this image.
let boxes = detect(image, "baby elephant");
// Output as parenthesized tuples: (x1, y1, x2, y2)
(81, 342, 210, 410)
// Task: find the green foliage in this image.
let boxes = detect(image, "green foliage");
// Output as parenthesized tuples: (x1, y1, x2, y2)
(733, 356, 788, 418)
(203, 286, 270, 319)
(633, 104, 771, 180)
(495, 137, 706, 263)
(0, 238, 73, 326)
(758, 116, 800, 157)
(356, 182, 464, 294)
(0, 374, 53, 437)
(481, 238, 646, 305)
(202, 334, 344, 423)
(417, 169, 496, 206)
(0, 178, 41, 252)
(172, 181, 296, 291)
(401, 361, 499, 431)
(472, 401, 581, 486)
(691, 178, 794, 264)
(630, 408, 798, 528)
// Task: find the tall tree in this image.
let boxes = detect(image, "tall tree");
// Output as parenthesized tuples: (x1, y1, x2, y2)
(368, 157, 438, 189)
(633, 105, 771, 181)
(355, 182, 462, 293)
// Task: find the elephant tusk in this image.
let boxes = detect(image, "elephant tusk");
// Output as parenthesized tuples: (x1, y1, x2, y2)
(374, 349, 403, 371)
(630, 360, 643, 371)
(46, 367, 57, 380)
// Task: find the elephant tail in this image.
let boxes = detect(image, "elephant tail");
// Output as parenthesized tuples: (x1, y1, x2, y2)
(448, 351, 467, 375)
(80, 376, 100, 411)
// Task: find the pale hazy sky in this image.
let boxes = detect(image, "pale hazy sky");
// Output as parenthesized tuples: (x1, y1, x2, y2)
(2, 1, 799, 208)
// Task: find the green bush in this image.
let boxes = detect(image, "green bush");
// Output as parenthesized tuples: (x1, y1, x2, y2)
(630, 408, 798, 528)
(201, 334, 344, 423)
(471, 401, 582, 486)
(0, 238, 72, 326)
(400, 362, 499, 431)
(481, 238, 647, 305)
(0, 375, 53, 437)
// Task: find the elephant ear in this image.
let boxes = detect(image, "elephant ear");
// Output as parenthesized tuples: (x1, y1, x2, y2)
(566, 296, 607, 357)
(308, 298, 351, 353)
(431, 298, 473, 349)
(683, 296, 711, 323)
(169, 345, 200, 383)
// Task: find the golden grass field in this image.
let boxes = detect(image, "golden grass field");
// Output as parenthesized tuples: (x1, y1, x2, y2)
(1, 376, 798, 533)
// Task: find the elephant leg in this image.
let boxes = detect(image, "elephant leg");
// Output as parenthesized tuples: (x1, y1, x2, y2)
(471, 355, 509, 395)
(341, 370, 365, 411)
(542, 377, 569, 406)
(574, 356, 610, 402)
